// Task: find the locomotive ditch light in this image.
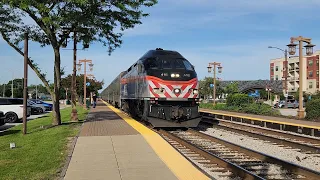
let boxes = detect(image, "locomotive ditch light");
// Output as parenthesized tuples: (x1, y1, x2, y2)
(193, 89, 199, 94)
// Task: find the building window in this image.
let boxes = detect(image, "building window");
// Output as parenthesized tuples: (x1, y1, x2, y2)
(317, 70, 319, 75)
(317, 81, 319, 88)
(275, 66, 279, 71)
(308, 60, 313, 66)
(271, 68, 274, 72)
(317, 60, 319, 66)
(309, 82, 313, 89)
(309, 71, 313, 78)
(275, 75, 278, 80)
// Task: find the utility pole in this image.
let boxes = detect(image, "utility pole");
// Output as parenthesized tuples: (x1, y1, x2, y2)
(23, 32, 28, 135)
(11, 72, 14, 98)
(61, 26, 90, 121)
(2, 84, 5, 97)
(36, 84, 38, 100)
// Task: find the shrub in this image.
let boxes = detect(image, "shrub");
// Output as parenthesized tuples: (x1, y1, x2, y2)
(305, 99, 320, 120)
(226, 93, 254, 107)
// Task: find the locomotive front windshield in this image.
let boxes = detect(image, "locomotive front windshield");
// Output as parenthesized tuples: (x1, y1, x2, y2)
(144, 57, 194, 71)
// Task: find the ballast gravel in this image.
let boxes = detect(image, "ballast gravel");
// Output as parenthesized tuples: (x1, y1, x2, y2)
(200, 127, 320, 172)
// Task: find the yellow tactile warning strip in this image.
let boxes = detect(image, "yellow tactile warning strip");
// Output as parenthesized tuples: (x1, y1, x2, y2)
(101, 100, 210, 180)
(201, 109, 320, 130)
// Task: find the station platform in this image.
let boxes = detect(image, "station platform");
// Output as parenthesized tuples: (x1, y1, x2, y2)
(200, 108, 320, 129)
(63, 101, 210, 180)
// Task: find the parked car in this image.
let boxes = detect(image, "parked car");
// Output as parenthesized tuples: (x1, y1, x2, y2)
(0, 98, 31, 123)
(0, 111, 5, 126)
(28, 101, 46, 114)
(25, 99, 46, 114)
(29, 99, 53, 111)
(274, 100, 305, 108)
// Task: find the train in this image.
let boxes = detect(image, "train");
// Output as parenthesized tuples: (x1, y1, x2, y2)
(100, 48, 202, 127)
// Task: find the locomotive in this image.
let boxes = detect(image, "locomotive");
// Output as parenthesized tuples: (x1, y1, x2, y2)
(100, 48, 202, 127)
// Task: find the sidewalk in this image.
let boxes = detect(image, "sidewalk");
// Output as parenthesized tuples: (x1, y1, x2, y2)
(63, 102, 179, 180)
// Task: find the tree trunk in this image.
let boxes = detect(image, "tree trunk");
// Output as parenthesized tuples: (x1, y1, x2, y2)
(52, 48, 62, 125)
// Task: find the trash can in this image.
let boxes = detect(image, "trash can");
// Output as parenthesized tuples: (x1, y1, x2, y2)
(86, 98, 90, 109)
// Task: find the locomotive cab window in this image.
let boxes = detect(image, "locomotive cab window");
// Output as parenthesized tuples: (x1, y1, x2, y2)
(144, 57, 194, 71)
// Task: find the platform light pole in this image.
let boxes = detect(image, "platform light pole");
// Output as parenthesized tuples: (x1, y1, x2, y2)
(287, 36, 315, 119)
(77, 59, 93, 107)
(268, 46, 288, 108)
(207, 62, 223, 106)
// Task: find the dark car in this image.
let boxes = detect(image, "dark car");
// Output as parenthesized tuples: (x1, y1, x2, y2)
(29, 99, 53, 111)
(0, 111, 5, 126)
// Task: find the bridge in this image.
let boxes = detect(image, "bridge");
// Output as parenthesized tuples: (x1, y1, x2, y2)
(219, 80, 284, 94)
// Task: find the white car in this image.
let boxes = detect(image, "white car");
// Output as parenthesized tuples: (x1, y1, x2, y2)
(27, 100, 46, 113)
(0, 98, 31, 123)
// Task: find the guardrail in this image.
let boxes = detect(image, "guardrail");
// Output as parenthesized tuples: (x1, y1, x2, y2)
(200, 108, 320, 137)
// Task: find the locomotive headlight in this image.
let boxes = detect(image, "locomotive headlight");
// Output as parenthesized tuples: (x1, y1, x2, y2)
(176, 74, 180, 77)
(171, 73, 176, 78)
(193, 89, 199, 94)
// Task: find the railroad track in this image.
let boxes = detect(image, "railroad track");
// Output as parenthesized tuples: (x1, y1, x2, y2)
(200, 117, 320, 154)
(158, 129, 320, 180)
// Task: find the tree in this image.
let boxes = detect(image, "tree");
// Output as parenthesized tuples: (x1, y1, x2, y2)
(199, 77, 223, 99)
(0, 0, 157, 125)
(61, 74, 104, 101)
(224, 82, 239, 95)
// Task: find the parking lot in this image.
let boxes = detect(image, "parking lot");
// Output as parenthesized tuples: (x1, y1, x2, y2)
(0, 103, 69, 133)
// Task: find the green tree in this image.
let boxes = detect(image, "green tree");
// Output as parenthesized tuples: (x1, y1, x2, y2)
(0, 0, 157, 125)
(224, 82, 239, 95)
(199, 77, 222, 99)
(61, 74, 104, 101)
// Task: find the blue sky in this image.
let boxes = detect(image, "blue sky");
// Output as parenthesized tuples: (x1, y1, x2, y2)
(1, 0, 320, 91)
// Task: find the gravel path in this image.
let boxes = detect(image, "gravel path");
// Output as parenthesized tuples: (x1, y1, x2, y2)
(200, 127, 320, 172)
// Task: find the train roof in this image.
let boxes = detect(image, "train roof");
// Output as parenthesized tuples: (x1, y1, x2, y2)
(139, 48, 185, 60)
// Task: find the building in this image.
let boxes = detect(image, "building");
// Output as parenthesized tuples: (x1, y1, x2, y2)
(270, 50, 320, 94)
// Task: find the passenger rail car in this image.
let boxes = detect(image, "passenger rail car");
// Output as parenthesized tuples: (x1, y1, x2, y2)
(101, 48, 202, 128)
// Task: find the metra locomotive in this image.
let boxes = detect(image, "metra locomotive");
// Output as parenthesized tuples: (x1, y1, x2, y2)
(100, 48, 201, 127)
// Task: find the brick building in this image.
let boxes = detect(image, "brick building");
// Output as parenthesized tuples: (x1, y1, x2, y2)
(270, 50, 320, 94)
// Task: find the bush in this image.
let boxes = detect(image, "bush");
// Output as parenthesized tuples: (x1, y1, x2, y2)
(226, 93, 254, 107)
(305, 99, 320, 120)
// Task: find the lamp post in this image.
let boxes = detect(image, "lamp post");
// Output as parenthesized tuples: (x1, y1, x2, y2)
(268, 46, 288, 108)
(287, 36, 315, 119)
(77, 59, 93, 107)
(207, 62, 222, 105)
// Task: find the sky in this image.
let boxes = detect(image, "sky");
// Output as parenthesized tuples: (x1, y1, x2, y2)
(1, 0, 320, 92)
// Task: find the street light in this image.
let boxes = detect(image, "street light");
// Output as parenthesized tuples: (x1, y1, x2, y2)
(78, 59, 93, 107)
(287, 36, 316, 119)
(268, 46, 288, 108)
(207, 62, 222, 106)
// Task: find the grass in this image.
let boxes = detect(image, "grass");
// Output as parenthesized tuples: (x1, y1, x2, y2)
(0, 106, 89, 180)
